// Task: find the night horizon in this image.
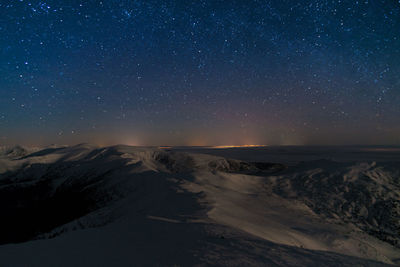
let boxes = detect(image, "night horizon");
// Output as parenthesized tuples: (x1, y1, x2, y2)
(1, 2, 400, 265)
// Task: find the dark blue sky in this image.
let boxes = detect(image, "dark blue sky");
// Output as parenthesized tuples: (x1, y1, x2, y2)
(1, 0, 399, 146)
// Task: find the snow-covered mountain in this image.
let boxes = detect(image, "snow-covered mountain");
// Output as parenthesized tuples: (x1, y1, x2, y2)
(0, 144, 399, 266)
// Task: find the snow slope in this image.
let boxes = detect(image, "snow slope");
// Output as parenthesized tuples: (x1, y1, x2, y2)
(0, 144, 398, 266)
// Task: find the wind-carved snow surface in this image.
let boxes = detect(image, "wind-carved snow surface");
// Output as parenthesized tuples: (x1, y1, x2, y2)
(0, 144, 399, 266)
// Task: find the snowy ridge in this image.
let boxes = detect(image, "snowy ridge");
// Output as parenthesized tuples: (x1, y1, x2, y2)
(0, 144, 398, 266)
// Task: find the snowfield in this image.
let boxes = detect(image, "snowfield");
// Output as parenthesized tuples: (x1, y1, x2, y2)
(0, 144, 399, 266)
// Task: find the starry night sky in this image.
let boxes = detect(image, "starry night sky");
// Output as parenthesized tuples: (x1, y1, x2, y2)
(1, 0, 399, 146)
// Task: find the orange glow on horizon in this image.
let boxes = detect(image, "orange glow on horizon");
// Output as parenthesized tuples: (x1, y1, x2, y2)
(158, 144, 268, 149)
(208, 145, 268, 149)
